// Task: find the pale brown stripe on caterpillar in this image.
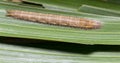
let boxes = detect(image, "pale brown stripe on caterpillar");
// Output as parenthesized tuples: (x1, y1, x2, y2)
(4, 0, 22, 2)
(6, 10, 102, 29)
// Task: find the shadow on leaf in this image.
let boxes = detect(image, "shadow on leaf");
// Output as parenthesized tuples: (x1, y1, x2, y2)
(1, 36, 120, 54)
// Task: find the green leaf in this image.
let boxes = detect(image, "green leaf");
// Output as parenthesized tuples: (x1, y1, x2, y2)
(79, 5, 120, 17)
(0, 0, 120, 63)
(23, 0, 120, 12)
(0, 37, 120, 63)
(0, 1, 120, 45)
(101, 0, 120, 4)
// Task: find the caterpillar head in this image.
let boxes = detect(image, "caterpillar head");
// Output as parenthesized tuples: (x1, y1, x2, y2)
(6, 10, 14, 16)
(79, 18, 102, 29)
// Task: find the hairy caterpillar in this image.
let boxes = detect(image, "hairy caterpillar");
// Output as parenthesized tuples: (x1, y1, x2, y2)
(6, 10, 102, 29)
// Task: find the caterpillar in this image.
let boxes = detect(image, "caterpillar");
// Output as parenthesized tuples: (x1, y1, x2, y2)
(6, 10, 102, 29)
(4, 0, 22, 2)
